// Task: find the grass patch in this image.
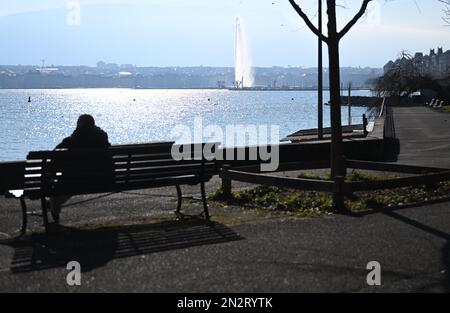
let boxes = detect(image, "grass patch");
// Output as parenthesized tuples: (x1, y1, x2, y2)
(209, 184, 334, 217)
(442, 105, 450, 113)
(297, 172, 327, 180)
(297, 170, 397, 182)
(209, 171, 450, 217)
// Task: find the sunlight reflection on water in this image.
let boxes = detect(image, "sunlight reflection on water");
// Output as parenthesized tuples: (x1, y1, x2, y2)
(0, 88, 370, 161)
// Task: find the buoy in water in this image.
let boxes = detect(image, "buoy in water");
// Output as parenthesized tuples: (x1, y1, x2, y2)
(28, 96, 31, 103)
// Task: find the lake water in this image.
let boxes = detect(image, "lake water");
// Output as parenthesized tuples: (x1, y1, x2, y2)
(0, 88, 371, 161)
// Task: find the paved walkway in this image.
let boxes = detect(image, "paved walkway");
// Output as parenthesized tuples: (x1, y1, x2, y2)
(392, 106, 450, 167)
(0, 106, 449, 292)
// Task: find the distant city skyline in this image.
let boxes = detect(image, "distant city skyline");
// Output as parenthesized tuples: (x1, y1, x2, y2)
(0, 62, 383, 69)
(0, 0, 449, 68)
(0, 64, 382, 89)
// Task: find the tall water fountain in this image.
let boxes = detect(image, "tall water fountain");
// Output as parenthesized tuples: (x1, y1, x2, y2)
(234, 16, 254, 88)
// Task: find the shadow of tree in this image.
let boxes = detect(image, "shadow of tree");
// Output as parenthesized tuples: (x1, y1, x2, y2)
(0, 219, 243, 273)
(443, 241, 450, 292)
(381, 209, 449, 292)
(347, 206, 449, 291)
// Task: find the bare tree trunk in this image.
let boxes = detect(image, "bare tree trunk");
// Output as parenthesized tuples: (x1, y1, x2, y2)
(289, 0, 373, 211)
(328, 41, 344, 176)
(327, 0, 345, 210)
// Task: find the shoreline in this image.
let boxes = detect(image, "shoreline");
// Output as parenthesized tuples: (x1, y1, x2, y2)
(0, 87, 373, 91)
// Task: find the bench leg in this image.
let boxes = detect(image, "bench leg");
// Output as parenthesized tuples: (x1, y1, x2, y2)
(41, 197, 50, 234)
(175, 185, 182, 216)
(19, 196, 28, 235)
(200, 182, 210, 220)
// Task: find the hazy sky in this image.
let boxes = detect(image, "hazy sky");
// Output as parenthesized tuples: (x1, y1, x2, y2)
(0, 0, 449, 68)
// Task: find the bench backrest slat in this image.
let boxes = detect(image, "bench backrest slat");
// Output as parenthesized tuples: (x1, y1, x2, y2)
(24, 142, 219, 197)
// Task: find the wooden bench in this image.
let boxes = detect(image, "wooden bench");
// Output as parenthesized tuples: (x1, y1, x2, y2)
(0, 161, 25, 194)
(6, 141, 220, 234)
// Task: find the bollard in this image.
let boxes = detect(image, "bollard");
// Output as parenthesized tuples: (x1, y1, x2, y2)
(348, 83, 352, 126)
(363, 114, 368, 136)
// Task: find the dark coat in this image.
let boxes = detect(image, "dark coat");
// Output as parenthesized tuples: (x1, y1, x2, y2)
(56, 126, 111, 149)
(53, 126, 113, 190)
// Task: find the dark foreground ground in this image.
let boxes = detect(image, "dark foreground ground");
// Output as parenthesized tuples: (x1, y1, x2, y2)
(0, 106, 449, 292)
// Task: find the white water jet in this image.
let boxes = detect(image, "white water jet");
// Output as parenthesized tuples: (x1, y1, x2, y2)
(234, 16, 254, 88)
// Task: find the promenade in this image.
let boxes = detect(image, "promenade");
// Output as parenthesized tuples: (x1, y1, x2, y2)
(391, 106, 450, 167)
(0, 106, 449, 292)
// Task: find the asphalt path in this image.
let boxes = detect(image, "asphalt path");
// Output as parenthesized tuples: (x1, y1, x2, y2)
(392, 106, 450, 167)
(0, 105, 449, 292)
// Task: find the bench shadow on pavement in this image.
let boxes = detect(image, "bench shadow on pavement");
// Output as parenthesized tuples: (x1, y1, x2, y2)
(0, 219, 243, 274)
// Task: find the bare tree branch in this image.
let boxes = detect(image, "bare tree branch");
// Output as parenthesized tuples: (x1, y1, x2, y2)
(439, 0, 450, 24)
(288, 0, 328, 43)
(338, 0, 373, 39)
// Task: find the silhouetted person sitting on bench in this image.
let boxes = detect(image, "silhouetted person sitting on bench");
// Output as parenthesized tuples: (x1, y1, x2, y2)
(49, 114, 111, 223)
(55, 114, 110, 150)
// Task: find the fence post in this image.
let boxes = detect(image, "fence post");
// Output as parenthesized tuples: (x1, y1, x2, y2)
(221, 164, 232, 199)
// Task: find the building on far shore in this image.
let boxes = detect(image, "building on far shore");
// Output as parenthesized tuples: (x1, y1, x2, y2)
(384, 47, 450, 79)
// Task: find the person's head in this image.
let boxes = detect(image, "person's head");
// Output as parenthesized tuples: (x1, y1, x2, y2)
(76, 114, 95, 130)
